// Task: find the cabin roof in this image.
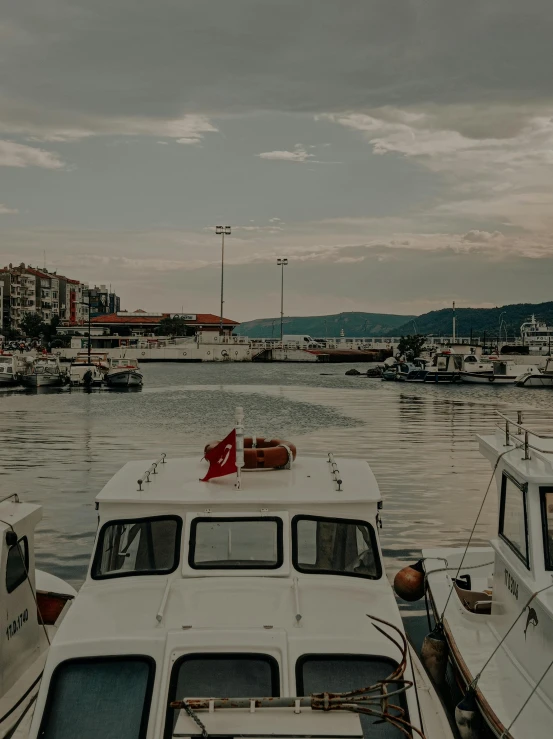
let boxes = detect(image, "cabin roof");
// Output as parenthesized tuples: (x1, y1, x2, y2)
(96, 455, 381, 506)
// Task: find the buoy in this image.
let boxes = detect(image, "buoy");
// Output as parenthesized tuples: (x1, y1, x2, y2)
(393, 560, 425, 602)
(455, 689, 482, 739)
(421, 624, 448, 685)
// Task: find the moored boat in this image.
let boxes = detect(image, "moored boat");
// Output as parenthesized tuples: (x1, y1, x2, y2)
(461, 359, 541, 385)
(20, 355, 67, 388)
(105, 357, 143, 387)
(0, 494, 76, 738)
(423, 410, 553, 737)
(515, 358, 553, 387)
(0, 353, 24, 386)
(24, 412, 453, 739)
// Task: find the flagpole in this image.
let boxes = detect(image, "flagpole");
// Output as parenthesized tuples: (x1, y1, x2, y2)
(235, 406, 244, 489)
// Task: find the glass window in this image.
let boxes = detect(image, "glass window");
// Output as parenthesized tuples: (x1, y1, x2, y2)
(297, 655, 405, 739)
(6, 536, 29, 593)
(40, 657, 153, 739)
(292, 516, 381, 579)
(189, 517, 283, 569)
(165, 653, 279, 738)
(499, 475, 528, 566)
(540, 489, 553, 570)
(92, 516, 181, 579)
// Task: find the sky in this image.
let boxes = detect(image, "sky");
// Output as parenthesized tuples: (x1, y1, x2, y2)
(1, 0, 553, 321)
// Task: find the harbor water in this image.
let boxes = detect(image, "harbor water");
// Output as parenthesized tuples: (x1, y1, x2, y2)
(2, 362, 553, 633)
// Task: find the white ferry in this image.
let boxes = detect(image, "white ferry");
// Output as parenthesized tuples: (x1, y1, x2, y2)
(24, 414, 452, 739)
(424, 410, 553, 737)
(520, 315, 553, 352)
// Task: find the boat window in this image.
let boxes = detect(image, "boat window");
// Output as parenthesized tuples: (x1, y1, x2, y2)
(436, 356, 448, 370)
(296, 655, 405, 739)
(499, 475, 529, 567)
(164, 653, 279, 738)
(540, 488, 553, 570)
(189, 517, 283, 569)
(6, 536, 29, 593)
(292, 516, 381, 579)
(92, 516, 182, 579)
(39, 656, 154, 739)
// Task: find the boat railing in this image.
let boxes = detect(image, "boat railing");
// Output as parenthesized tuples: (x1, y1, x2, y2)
(137, 453, 166, 491)
(496, 410, 553, 459)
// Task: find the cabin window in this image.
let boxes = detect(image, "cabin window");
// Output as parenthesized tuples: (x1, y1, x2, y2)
(164, 653, 279, 737)
(296, 655, 406, 739)
(92, 516, 182, 579)
(189, 517, 283, 569)
(39, 656, 154, 739)
(292, 516, 381, 580)
(499, 475, 529, 567)
(6, 536, 29, 593)
(540, 488, 553, 570)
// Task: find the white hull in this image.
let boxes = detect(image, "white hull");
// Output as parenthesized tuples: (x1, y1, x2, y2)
(461, 372, 515, 384)
(516, 373, 553, 387)
(0, 375, 18, 385)
(20, 374, 65, 388)
(106, 370, 143, 387)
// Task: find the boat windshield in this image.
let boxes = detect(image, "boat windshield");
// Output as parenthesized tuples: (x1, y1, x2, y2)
(292, 516, 381, 579)
(39, 656, 154, 739)
(189, 517, 283, 569)
(541, 489, 553, 570)
(92, 516, 182, 579)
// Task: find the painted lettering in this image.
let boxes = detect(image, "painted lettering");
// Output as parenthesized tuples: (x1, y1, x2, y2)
(5, 609, 29, 640)
(504, 569, 519, 600)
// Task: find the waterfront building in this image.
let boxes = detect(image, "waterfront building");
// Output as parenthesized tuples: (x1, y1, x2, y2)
(88, 310, 239, 337)
(87, 284, 121, 317)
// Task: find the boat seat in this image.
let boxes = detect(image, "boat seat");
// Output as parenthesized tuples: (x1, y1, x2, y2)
(453, 580, 492, 614)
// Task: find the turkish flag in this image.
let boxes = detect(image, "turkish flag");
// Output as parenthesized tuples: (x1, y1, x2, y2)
(201, 429, 237, 482)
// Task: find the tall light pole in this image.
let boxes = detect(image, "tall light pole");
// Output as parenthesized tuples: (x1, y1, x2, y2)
(277, 258, 288, 343)
(216, 226, 231, 334)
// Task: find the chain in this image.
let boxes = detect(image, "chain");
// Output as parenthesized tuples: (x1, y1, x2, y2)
(182, 701, 209, 738)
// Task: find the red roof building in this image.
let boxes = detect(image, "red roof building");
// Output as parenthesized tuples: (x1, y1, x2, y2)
(90, 311, 238, 336)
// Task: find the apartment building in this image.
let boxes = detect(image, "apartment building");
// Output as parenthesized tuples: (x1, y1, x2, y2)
(88, 284, 121, 317)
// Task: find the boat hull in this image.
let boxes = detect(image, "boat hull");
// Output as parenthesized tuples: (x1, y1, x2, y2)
(0, 374, 18, 385)
(20, 374, 65, 388)
(515, 373, 553, 387)
(423, 372, 462, 383)
(106, 370, 143, 387)
(460, 372, 516, 384)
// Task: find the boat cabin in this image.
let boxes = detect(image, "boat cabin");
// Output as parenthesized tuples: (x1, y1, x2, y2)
(26, 453, 429, 739)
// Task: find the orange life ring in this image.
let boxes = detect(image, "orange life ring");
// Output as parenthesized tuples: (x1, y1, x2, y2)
(204, 437, 297, 469)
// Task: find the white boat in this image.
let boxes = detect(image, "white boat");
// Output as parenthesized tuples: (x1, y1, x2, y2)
(520, 314, 553, 353)
(425, 351, 491, 383)
(0, 354, 24, 386)
(0, 494, 76, 738)
(461, 359, 541, 384)
(69, 352, 110, 387)
(423, 410, 553, 737)
(105, 357, 143, 387)
(24, 415, 453, 739)
(516, 358, 553, 388)
(74, 351, 110, 373)
(20, 356, 67, 388)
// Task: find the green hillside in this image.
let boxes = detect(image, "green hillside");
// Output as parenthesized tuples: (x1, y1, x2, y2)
(389, 301, 553, 339)
(236, 311, 415, 338)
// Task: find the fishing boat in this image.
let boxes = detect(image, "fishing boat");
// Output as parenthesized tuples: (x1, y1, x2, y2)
(105, 357, 143, 387)
(515, 358, 553, 388)
(422, 410, 553, 737)
(461, 359, 541, 385)
(397, 359, 429, 382)
(423, 351, 488, 383)
(20, 356, 67, 388)
(69, 352, 109, 387)
(0, 494, 76, 738)
(25, 410, 453, 739)
(0, 354, 23, 386)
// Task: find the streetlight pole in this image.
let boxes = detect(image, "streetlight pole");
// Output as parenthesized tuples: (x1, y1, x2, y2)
(216, 226, 231, 334)
(276, 258, 288, 343)
(86, 289, 91, 363)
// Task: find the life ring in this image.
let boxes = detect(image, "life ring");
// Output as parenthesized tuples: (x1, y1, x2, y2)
(141, 351, 146, 356)
(488, 376, 495, 382)
(204, 437, 297, 469)
(183, 351, 187, 356)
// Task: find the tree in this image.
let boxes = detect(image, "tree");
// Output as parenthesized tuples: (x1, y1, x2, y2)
(20, 312, 45, 338)
(155, 316, 189, 337)
(397, 334, 427, 358)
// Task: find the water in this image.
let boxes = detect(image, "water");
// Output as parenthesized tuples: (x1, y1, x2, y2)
(2, 362, 553, 624)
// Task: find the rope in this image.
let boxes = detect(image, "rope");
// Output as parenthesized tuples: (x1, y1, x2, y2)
(499, 657, 553, 738)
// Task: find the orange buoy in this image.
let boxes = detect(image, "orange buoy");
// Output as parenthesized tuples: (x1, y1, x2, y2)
(204, 437, 297, 470)
(393, 559, 425, 602)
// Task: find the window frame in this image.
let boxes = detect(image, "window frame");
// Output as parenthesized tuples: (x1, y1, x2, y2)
(188, 516, 284, 571)
(295, 653, 401, 695)
(291, 515, 382, 580)
(91, 515, 182, 581)
(164, 652, 280, 739)
(498, 472, 530, 569)
(539, 486, 553, 571)
(6, 535, 29, 594)
(38, 655, 156, 739)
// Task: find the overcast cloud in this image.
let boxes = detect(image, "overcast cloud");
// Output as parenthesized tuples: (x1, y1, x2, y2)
(1, 0, 552, 320)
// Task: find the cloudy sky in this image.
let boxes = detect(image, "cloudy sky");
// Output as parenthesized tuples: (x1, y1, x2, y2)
(1, 0, 552, 320)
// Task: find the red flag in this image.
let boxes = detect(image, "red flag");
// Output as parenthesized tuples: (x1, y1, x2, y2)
(201, 429, 237, 482)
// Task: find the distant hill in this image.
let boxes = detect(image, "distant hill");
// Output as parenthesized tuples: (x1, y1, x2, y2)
(389, 301, 553, 339)
(235, 311, 416, 338)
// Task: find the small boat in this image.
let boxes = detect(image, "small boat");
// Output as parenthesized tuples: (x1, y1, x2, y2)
(20, 355, 67, 388)
(105, 357, 143, 387)
(0, 354, 23, 386)
(423, 410, 553, 737)
(69, 352, 109, 387)
(516, 357, 553, 387)
(25, 412, 453, 739)
(0, 493, 76, 737)
(381, 364, 399, 380)
(397, 358, 428, 382)
(462, 359, 541, 384)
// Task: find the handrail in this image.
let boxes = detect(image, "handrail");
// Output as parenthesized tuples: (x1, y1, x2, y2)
(0, 493, 20, 505)
(327, 452, 343, 492)
(137, 453, 166, 491)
